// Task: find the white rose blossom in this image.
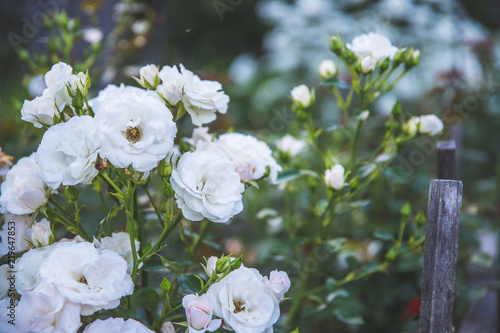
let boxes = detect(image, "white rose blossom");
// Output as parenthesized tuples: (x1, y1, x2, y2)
(290, 84, 314, 108)
(93, 84, 177, 172)
(171, 150, 244, 223)
(347, 32, 398, 61)
(207, 267, 280, 333)
(83, 318, 154, 333)
(20, 93, 59, 128)
(418, 114, 444, 136)
(94, 232, 141, 275)
(262, 270, 291, 301)
(37, 241, 134, 315)
(360, 56, 377, 74)
(276, 134, 306, 157)
(28, 218, 53, 247)
(139, 64, 160, 88)
(180, 64, 230, 126)
(0, 154, 48, 215)
(205, 256, 218, 277)
(157, 65, 184, 106)
(161, 321, 176, 333)
(35, 115, 101, 189)
(16, 283, 82, 333)
(325, 164, 345, 190)
(404, 115, 443, 136)
(318, 59, 337, 79)
(0, 214, 32, 256)
(16, 242, 59, 294)
(216, 133, 282, 183)
(20, 62, 85, 128)
(186, 126, 215, 151)
(183, 293, 222, 333)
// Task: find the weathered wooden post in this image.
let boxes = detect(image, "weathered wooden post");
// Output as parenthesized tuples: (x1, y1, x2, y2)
(437, 141, 457, 180)
(419, 179, 463, 333)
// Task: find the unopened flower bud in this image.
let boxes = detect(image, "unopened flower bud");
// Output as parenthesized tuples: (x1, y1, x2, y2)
(291, 84, 314, 109)
(379, 57, 390, 72)
(139, 64, 160, 89)
(394, 48, 408, 63)
(318, 59, 338, 79)
(329, 35, 343, 53)
(342, 47, 357, 64)
(358, 56, 376, 74)
(158, 159, 173, 177)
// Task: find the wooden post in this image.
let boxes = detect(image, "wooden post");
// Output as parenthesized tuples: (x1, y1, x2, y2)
(419, 179, 463, 333)
(437, 141, 457, 180)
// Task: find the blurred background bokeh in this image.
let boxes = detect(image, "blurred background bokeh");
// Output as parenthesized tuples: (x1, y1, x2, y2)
(1, 0, 500, 332)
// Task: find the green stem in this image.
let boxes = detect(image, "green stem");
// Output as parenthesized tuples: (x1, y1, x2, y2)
(349, 119, 363, 168)
(142, 185, 164, 226)
(139, 214, 183, 263)
(190, 219, 210, 257)
(285, 269, 310, 329)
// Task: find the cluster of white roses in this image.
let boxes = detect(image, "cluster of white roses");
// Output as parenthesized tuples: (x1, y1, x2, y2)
(0, 60, 289, 332)
(183, 256, 290, 333)
(172, 127, 281, 223)
(0, 232, 145, 332)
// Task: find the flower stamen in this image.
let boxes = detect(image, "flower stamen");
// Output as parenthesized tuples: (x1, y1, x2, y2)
(124, 126, 143, 143)
(233, 301, 244, 314)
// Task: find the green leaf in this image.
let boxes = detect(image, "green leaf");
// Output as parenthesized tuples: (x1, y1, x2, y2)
(133, 288, 159, 312)
(358, 163, 377, 178)
(326, 289, 349, 303)
(334, 310, 364, 325)
(178, 274, 203, 294)
(159, 255, 183, 274)
(276, 169, 319, 184)
(111, 305, 135, 319)
(319, 77, 350, 89)
(382, 167, 410, 184)
(325, 238, 346, 253)
(291, 328, 299, 333)
(374, 229, 395, 241)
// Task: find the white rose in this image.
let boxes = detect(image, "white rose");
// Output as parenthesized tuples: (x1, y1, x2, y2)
(360, 56, 377, 74)
(216, 133, 283, 183)
(318, 59, 337, 79)
(157, 65, 184, 106)
(37, 242, 134, 315)
(35, 115, 101, 189)
(171, 150, 244, 223)
(403, 117, 419, 136)
(139, 64, 160, 88)
(94, 232, 140, 275)
(205, 256, 218, 277)
(183, 293, 222, 333)
(161, 322, 176, 333)
(16, 242, 59, 294)
(347, 32, 398, 61)
(20, 93, 58, 128)
(418, 114, 444, 136)
(180, 64, 230, 126)
(27, 218, 52, 247)
(83, 28, 103, 45)
(263, 270, 291, 301)
(93, 85, 177, 172)
(44, 62, 75, 108)
(0, 154, 48, 215)
(0, 214, 32, 255)
(186, 126, 214, 151)
(291, 84, 314, 108)
(83, 318, 154, 333)
(16, 283, 82, 333)
(276, 134, 306, 157)
(325, 164, 345, 190)
(207, 267, 280, 333)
